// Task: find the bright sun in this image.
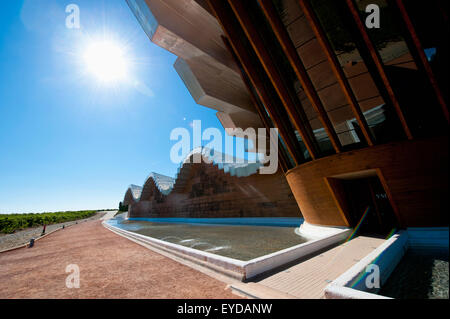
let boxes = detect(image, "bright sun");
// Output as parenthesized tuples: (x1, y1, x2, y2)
(83, 41, 128, 83)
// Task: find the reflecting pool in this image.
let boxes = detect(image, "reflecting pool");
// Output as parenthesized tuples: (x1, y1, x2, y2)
(107, 216, 308, 261)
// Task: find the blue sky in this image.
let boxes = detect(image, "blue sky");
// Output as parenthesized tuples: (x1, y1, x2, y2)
(0, 0, 237, 213)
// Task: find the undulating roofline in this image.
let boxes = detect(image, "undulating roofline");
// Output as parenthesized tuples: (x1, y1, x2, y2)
(122, 147, 263, 205)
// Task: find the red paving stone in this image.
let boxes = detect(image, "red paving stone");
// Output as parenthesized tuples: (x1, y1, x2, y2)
(0, 220, 240, 299)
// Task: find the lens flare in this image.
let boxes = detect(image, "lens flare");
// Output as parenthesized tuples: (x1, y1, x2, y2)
(83, 41, 128, 83)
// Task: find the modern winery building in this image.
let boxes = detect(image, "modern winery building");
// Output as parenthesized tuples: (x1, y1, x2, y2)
(125, 0, 448, 235)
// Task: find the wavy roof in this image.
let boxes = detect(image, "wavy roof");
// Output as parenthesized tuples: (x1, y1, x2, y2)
(123, 184, 143, 205)
(123, 147, 263, 205)
(180, 147, 262, 177)
(147, 172, 175, 195)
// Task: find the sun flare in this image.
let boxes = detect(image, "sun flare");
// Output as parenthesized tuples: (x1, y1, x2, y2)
(83, 41, 128, 83)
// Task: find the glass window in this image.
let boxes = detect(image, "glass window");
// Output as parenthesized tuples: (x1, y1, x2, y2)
(353, 0, 447, 137)
(309, 0, 407, 144)
(242, 0, 317, 160)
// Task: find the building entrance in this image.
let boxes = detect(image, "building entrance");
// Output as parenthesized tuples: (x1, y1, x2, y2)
(341, 176, 398, 236)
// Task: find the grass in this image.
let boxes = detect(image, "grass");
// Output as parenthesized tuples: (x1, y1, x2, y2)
(0, 210, 98, 234)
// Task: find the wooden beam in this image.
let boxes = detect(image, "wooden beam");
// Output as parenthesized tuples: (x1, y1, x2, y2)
(258, 0, 343, 153)
(207, 0, 304, 166)
(437, 0, 449, 24)
(345, 0, 413, 140)
(228, 0, 320, 159)
(221, 36, 289, 172)
(299, 0, 376, 146)
(390, 0, 449, 124)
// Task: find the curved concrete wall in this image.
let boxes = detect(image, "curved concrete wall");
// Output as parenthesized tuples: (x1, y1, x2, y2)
(285, 136, 449, 227)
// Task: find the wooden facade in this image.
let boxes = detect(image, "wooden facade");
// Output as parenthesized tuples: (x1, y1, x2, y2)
(286, 136, 448, 227)
(128, 0, 449, 230)
(206, 0, 448, 229)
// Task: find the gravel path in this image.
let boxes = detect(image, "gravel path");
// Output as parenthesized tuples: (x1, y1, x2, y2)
(0, 219, 240, 299)
(0, 211, 110, 251)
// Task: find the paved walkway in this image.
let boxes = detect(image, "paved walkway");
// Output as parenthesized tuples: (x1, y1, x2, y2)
(0, 211, 108, 252)
(0, 220, 240, 299)
(238, 236, 386, 298)
(100, 210, 119, 221)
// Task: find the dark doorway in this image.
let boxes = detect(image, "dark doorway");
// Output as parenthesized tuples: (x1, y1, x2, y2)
(341, 176, 398, 236)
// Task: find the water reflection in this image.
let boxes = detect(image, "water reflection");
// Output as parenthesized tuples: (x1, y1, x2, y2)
(107, 217, 308, 261)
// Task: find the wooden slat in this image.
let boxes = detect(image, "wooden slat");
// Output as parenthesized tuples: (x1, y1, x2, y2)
(259, 0, 343, 153)
(390, 0, 449, 124)
(345, 0, 413, 140)
(221, 36, 289, 172)
(207, 0, 304, 166)
(228, 0, 320, 159)
(299, 0, 376, 146)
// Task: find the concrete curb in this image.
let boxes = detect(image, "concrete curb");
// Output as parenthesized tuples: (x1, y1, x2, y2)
(0, 227, 63, 254)
(324, 231, 408, 299)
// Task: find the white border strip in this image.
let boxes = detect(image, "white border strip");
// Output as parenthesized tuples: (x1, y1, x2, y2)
(324, 231, 408, 299)
(325, 228, 449, 299)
